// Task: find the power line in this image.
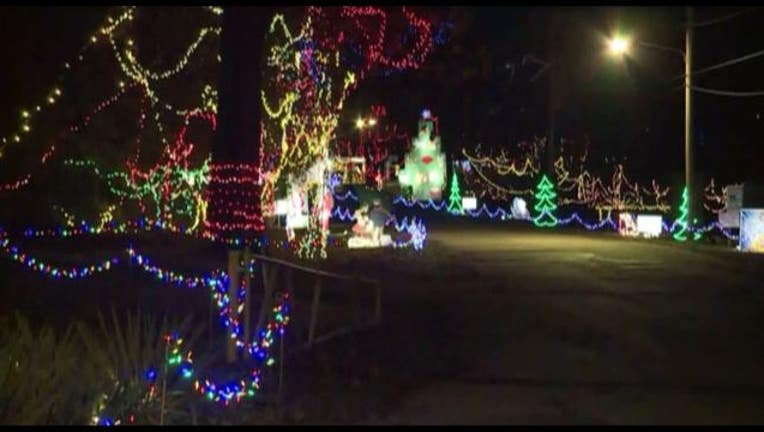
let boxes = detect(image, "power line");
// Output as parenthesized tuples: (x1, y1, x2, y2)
(672, 48, 764, 80)
(690, 7, 759, 27)
(692, 85, 764, 97)
(692, 48, 764, 77)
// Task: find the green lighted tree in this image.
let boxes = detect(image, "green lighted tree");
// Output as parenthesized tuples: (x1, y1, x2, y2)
(533, 174, 557, 227)
(674, 186, 701, 241)
(673, 186, 689, 241)
(447, 171, 463, 215)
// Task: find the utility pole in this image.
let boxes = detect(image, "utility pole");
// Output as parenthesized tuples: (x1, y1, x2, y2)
(547, 13, 557, 175)
(685, 6, 694, 230)
(546, 11, 564, 176)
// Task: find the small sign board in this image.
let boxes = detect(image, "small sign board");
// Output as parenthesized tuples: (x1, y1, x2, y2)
(740, 209, 764, 253)
(462, 196, 477, 211)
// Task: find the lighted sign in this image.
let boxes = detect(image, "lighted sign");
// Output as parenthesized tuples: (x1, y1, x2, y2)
(636, 214, 662, 238)
(740, 209, 764, 253)
(462, 196, 477, 211)
(719, 184, 743, 229)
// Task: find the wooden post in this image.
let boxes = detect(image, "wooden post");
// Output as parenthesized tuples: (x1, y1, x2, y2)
(243, 248, 253, 343)
(208, 290, 214, 349)
(278, 326, 285, 404)
(284, 268, 301, 344)
(226, 249, 242, 363)
(308, 277, 322, 345)
(257, 262, 278, 334)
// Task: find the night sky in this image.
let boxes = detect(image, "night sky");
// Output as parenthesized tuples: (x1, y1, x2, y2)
(1, 6, 763, 187)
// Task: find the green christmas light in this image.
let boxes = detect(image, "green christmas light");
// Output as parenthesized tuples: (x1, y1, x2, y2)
(673, 186, 689, 242)
(533, 174, 557, 228)
(447, 171, 463, 215)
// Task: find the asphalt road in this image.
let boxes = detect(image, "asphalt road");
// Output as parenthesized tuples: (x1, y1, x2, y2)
(3, 223, 764, 424)
(329, 223, 764, 424)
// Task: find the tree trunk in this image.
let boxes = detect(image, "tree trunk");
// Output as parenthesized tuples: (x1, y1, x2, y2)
(207, 7, 273, 246)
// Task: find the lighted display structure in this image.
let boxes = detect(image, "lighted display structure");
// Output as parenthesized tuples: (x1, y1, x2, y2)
(740, 209, 764, 253)
(619, 213, 662, 238)
(719, 184, 743, 229)
(398, 110, 446, 201)
(462, 196, 478, 211)
(636, 214, 662, 238)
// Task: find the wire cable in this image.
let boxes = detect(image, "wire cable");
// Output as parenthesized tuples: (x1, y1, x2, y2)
(692, 85, 764, 97)
(672, 48, 764, 81)
(690, 7, 759, 28)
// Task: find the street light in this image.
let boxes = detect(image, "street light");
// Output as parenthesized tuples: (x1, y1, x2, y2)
(608, 36, 631, 56)
(606, 7, 694, 235)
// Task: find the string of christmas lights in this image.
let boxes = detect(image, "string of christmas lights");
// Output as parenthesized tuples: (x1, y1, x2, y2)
(92, 331, 195, 426)
(194, 292, 290, 406)
(126, 246, 220, 289)
(0, 6, 136, 158)
(0, 85, 137, 193)
(204, 163, 265, 243)
(461, 140, 671, 212)
(0, 229, 119, 279)
(110, 25, 221, 105)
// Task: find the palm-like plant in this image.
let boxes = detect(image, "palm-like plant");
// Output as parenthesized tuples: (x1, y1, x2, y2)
(77, 309, 206, 425)
(0, 314, 99, 425)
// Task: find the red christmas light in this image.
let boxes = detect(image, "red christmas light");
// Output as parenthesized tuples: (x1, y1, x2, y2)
(204, 163, 264, 241)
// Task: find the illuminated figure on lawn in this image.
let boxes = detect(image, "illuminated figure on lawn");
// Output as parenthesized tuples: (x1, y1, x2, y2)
(511, 197, 530, 220)
(348, 199, 392, 248)
(352, 204, 372, 237)
(398, 110, 446, 201)
(316, 184, 334, 233)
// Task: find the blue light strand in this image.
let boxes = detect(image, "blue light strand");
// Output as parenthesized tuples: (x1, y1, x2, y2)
(124, 246, 282, 406)
(331, 207, 355, 222)
(557, 214, 617, 231)
(332, 189, 359, 202)
(392, 196, 448, 211)
(126, 246, 219, 289)
(194, 292, 291, 406)
(0, 229, 119, 279)
(391, 217, 427, 251)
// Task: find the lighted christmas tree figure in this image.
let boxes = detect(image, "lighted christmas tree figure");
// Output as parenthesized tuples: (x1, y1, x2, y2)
(447, 171, 463, 215)
(533, 174, 558, 227)
(398, 110, 446, 201)
(673, 186, 690, 241)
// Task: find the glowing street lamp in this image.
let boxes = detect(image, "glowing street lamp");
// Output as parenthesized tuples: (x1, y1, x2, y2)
(356, 117, 366, 129)
(608, 36, 630, 56)
(606, 8, 695, 237)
